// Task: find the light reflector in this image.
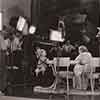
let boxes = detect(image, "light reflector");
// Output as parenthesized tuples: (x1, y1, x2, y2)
(16, 16, 26, 31)
(50, 29, 64, 42)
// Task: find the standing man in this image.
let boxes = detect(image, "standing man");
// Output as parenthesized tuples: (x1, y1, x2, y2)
(62, 40, 75, 57)
(0, 31, 8, 95)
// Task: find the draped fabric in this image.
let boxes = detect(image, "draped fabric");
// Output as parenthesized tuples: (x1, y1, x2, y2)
(31, 0, 39, 26)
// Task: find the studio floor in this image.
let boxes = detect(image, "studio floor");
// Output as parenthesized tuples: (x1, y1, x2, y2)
(5, 69, 100, 100)
(4, 85, 100, 100)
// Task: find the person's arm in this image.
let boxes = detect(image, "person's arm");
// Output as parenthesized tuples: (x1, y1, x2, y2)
(46, 59, 54, 64)
(1, 38, 7, 51)
(71, 54, 81, 65)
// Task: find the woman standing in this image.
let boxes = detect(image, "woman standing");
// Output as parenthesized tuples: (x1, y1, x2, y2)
(72, 45, 92, 90)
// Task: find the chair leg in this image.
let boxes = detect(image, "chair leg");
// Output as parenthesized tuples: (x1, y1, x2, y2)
(49, 94, 53, 100)
(65, 95, 70, 100)
(64, 95, 67, 100)
(90, 78, 94, 92)
(67, 79, 69, 94)
(73, 77, 75, 88)
(79, 76, 82, 89)
(53, 78, 58, 90)
(49, 94, 68, 100)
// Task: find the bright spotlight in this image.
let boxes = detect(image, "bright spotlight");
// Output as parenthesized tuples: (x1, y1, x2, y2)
(29, 25, 36, 34)
(50, 29, 64, 42)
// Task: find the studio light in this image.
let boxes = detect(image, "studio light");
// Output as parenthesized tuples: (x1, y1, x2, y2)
(50, 29, 64, 42)
(29, 25, 36, 34)
(96, 27, 100, 37)
(0, 12, 3, 31)
(16, 16, 26, 31)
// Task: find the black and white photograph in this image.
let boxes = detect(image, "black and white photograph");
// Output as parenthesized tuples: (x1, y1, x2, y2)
(0, 0, 99, 100)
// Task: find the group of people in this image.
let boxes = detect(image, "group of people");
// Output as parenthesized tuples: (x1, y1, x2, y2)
(0, 17, 94, 95)
(0, 19, 35, 94)
(0, 28, 24, 95)
(33, 44, 93, 90)
(49, 40, 77, 59)
(3, 30, 93, 90)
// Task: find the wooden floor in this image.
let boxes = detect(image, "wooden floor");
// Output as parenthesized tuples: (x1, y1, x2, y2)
(0, 96, 47, 100)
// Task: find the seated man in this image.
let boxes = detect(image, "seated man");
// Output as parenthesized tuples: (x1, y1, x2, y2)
(71, 45, 92, 90)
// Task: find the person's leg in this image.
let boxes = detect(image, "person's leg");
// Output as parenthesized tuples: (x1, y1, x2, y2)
(0, 67, 7, 94)
(2, 68, 7, 92)
(75, 75, 82, 89)
(81, 72, 88, 90)
(74, 64, 82, 89)
(35, 68, 40, 76)
(0, 69, 3, 91)
(0, 52, 7, 94)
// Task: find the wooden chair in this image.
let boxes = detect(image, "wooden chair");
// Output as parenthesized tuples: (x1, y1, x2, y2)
(90, 57, 100, 92)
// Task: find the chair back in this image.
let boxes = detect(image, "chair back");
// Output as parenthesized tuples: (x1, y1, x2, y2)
(53, 57, 70, 74)
(54, 57, 70, 67)
(91, 57, 100, 67)
(91, 57, 100, 73)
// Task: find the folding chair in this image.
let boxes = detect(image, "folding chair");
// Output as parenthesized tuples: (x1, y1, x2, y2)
(53, 57, 74, 91)
(90, 57, 100, 93)
(34, 57, 74, 99)
(49, 57, 75, 100)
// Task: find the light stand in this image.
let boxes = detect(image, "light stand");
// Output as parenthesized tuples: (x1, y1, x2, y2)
(0, 11, 3, 31)
(96, 27, 100, 57)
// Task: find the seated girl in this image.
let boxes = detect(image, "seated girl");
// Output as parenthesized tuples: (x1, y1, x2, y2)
(35, 49, 53, 76)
